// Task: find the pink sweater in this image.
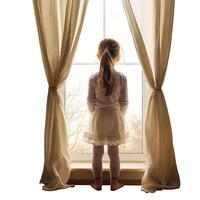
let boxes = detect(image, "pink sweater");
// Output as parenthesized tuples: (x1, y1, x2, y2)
(87, 69, 129, 115)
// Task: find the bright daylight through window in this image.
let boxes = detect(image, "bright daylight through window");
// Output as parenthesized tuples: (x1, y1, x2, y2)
(60, 0, 145, 161)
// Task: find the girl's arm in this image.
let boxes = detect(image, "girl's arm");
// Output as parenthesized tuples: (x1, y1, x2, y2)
(119, 76, 129, 115)
(87, 76, 95, 113)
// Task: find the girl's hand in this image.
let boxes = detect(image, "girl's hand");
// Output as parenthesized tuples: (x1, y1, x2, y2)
(88, 104, 95, 113)
(120, 105, 128, 116)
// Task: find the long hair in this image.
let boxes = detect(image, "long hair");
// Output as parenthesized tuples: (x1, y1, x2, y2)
(97, 38, 120, 96)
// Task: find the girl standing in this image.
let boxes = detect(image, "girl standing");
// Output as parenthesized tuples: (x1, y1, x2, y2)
(82, 38, 129, 191)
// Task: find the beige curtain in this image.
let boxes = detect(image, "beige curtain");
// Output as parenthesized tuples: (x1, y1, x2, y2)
(32, 0, 89, 191)
(123, 0, 180, 192)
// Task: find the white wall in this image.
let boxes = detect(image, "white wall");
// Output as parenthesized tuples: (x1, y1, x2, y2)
(0, 0, 200, 199)
(163, 0, 200, 198)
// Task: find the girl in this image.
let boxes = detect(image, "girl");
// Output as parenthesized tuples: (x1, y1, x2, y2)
(82, 38, 129, 191)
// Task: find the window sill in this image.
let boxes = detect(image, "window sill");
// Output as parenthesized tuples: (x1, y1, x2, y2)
(67, 162, 145, 185)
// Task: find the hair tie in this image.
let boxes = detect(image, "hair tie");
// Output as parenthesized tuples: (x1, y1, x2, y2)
(103, 48, 109, 55)
(101, 48, 115, 68)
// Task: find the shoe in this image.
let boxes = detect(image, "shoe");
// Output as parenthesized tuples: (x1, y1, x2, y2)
(110, 178, 124, 191)
(90, 178, 102, 191)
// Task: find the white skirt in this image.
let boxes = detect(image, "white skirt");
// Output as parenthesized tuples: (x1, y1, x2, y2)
(82, 105, 130, 145)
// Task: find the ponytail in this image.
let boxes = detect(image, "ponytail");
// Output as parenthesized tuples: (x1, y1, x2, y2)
(98, 49, 115, 96)
(97, 38, 120, 96)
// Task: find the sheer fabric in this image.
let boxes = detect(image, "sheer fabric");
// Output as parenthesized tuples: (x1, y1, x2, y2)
(32, 0, 89, 191)
(82, 105, 130, 145)
(123, 0, 180, 192)
(92, 145, 120, 179)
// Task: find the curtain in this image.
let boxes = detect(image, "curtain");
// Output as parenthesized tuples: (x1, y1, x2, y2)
(123, 0, 180, 192)
(32, 0, 89, 191)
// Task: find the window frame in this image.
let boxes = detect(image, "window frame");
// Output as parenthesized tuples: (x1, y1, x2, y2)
(62, 0, 148, 163)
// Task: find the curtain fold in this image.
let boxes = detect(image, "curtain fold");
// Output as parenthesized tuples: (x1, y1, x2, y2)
(32, 0, 89, 191)
(123, 0, 180, 192)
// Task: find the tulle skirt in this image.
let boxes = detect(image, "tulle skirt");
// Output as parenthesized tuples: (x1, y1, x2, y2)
(82, 105, 130, 145)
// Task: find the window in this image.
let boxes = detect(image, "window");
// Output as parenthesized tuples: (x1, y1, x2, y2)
(60, 0, 147, 162)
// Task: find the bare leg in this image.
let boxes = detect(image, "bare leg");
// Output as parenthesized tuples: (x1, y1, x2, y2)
(91, 144, 104, 190)
(108, 144, 124, 191)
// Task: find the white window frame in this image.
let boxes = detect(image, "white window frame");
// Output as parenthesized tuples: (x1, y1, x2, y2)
(62, 0, 148, 163)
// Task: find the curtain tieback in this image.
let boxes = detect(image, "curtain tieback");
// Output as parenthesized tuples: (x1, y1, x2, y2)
(49, 86, 58, 90)
(153, 87, 162, 92)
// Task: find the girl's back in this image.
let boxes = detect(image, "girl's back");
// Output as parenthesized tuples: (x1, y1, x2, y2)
(88, 69, 128, 111)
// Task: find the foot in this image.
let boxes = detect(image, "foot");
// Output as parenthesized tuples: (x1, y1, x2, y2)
(110, 179, 124, 191)
(90, 178, 102, 191)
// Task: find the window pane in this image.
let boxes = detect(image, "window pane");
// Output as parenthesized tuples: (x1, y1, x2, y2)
(73, 0, 103, 63)
(66, 65, 142, 154)
(105, 0, 139, 63)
